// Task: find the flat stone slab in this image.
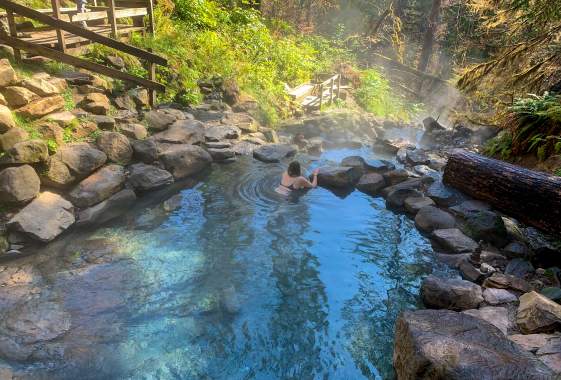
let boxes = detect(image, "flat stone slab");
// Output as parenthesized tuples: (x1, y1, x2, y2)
(253, 144, 297, 163)
(432, 228, 479, 253)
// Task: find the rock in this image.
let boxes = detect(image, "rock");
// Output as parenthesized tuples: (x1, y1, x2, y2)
(97, 131, 133, 164)
(386, 188, 422, 210)
(426, 181, 463, 207)
(421, 275, 483, 310)
(0, 105, 15, 132)
(131, 138, 157, 163)
(503, 241, 529, 259)
(463, 306, 512, 335)
(21, 77, 62, 97)
(120, 123, 147, 140)
(222, 112, 258, 133)
(37, 122, 64, 145)
(432, 228, 479, 253)
(261, 128, 279, 143)
(375, 138, 414, 154)
(6, 140, 48, 163)
(222, 79, 240, 105)
(481, 251, 508, 268)
(7, 192, 74, 242)
(517, 291, 561, 333)
(105, 55, 125, 69)
(0, 59, 16, 87)
(2, 86, 39, 108)
(78, 84, 105, 95)
(79, 93, 110, 115)
(380, 177, 426, 198)
(77, 189, 136, 226)
(462, 210, 508, 247)
(396, 147, 408, 163)
(204, 125, 241, 141)
(414, 206, 455, 233)
(91, 115, 115, 130)
(356, 173, 385, 195)
(127, 163, 174, 191)
(404, 196, 435, 214)
(459, 259, 484, 282)
(406, 149, 430, 165)
(484, 288, 518, 305)
(423, 116, 446, 132)
(15, 95, 65, 119)
(382, 168, 409, 185)
(365, 159, 395, 173)
(159, 144, 212, 179)
(129, 88, 149, 108)
(113, 93, 136, 111)
(393, 309, 554, 380)
(40, 157, 75, 188)
(535, 336, 561, 373)
(483, 273, 532, 293)
(207, 147, 235, 161)
(54, 142, 107, 178)
(541, 287, 561, 303)
(0, 165, 40, 203)
(253, 144, 297, 163)
(317, 166, 362, 188)
(151, 119, 205, 145)
(0, 128, 28, 151)
(523, 227, 561, 268)
(68, 164, 126, 208)
(505, 258, 535, 278)
(144, 109, 178, 131)
(341, 155, 367, 170)
(509, 333, 555, 353)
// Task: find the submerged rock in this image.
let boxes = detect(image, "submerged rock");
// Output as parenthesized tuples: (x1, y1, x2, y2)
(77, 189, 136, 226)
(253, 144, 297, 163)
(8, 192, 75, 242)
(393, 309, 554, 379)
(421, 275, 483, 311)
(517, 291, 561, 334)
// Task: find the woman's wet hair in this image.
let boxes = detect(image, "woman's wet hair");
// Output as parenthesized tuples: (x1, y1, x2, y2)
(287, 161, 301, 177)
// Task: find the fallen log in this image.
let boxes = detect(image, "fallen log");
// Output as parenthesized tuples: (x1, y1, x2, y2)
(443, 149, 561, 235)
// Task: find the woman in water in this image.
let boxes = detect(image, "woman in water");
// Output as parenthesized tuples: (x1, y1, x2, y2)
(276, 161, 319, 195)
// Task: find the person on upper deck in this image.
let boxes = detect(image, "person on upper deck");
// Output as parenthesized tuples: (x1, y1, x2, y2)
(276, 161, 319, 195)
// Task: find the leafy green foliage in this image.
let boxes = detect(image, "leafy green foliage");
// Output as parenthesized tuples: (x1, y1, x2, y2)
(484, 132, 513, 160)
(355, 69, 422, 121)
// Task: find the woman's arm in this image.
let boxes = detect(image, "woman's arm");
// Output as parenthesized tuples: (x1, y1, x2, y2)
(298, 169, 319, 188)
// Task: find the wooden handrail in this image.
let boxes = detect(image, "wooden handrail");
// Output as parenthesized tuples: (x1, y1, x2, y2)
(0, 32, 165, 91)
(0, 0, 167, 66)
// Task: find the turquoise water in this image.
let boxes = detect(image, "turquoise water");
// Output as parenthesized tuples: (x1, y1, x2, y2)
(20, 148, 439, 379)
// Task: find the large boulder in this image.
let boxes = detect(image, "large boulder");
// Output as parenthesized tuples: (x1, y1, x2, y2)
(405, 196, 435, 215)
(317, 166, 362, 188)
(159, 144, 212, 179)
(131, 139, 158, 163)
(151, 119, 205, 145)
(5, 140, 48, 163)
(253, 144, 297, 163)
(426, 181, 463, 207)
(421, 275, 483, 311)
(77, 189, 136, 226)
(0, 105, 16, 132)
(394, 309, 555, 379)
(127, 163, 174, 191)
(356, 173, 385, 195)
(7, 192, 75, 242)
(516, 291, 561, 334)
(2, 86, 39, 108)
(144, 109, 178, 131)
(432, 228, 479, 253)
(462, 210, 509, 247)
(415, 206, 455, 233)
(54, 143, 107, 178)
(68, 164, 126, 208)
(207, 147, 235, 161)
(40, 157, 75, 188)
(15, 95, 65, 119)
(463, 306, 512, 335)
(205, 125, 241, 141)
(96, 131, 133, 164)
(0, 165, 40, 203)
(0, 128, 29, 151)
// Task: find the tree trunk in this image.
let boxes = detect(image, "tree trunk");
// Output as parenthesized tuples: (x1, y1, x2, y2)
(417, 0, 441, 73)
(443, 149, 561, 235)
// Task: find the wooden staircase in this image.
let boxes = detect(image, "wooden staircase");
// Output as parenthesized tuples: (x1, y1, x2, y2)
(0, 0, 166, 104)
(287, 73, 347, 112)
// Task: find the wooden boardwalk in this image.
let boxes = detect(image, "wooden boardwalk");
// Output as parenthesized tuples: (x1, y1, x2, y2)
(288, 73, 345, 111)
(0, 0, 167, 103)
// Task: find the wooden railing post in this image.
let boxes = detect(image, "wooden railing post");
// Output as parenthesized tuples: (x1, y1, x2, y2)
(6, 10, 20, 62)
(50, 0, 66, 52)
(336, 73, 341, 99)
(318, 83, 323, 111)
(147, 0, 156, 106)
(106, 0, 118, 38)
(329, 77, 334, 104)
